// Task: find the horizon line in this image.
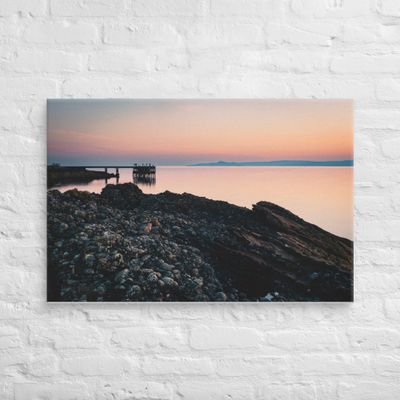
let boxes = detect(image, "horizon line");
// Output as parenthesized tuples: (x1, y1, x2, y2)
(49, 158, 354, 167)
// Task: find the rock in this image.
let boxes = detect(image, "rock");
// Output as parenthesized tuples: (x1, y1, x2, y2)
(127, 285, 141, 297)
(310, 272, 319, 280)
(84, 254, 95, 267)
(158, 279, 166, 287)
(193, 278, 203, 287)
(147, 272, 158, 283)
(94, 284, 106, 295)
(98, 257, 108, 268)
(114, 253, 124, 263)
(82, 268, 95, 275)
(114, 268, 129, 283)
(214, 292, 227, 301)
(143, 223, 152, 233)
(161, 277, 177, 287)
(262, 293, 274, 301)
(48, 183, 353, 302)
(159, 262, 174, 271)
(60, 223, 69, 232)
(141, 268, 154, 275)
(152, 218, 161, 226)
(101, 183, 143, 209)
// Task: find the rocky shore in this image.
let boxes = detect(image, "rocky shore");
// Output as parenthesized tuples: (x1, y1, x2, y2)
(48, 183, 353, 302)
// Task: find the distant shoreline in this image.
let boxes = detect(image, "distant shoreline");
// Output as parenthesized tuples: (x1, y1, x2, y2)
(55, 163, 354, 168)
(189, 160, 353, 167)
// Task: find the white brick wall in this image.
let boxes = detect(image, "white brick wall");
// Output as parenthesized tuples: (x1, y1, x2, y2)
(0, 0, 399, 398)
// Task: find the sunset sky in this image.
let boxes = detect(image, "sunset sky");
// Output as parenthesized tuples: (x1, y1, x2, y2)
(48, 99, 353, 166)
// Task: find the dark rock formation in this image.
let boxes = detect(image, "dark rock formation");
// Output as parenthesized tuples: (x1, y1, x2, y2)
(47, 165, 115, 187)
(47, 184, 353, 302)
(101, 183, 144, 209)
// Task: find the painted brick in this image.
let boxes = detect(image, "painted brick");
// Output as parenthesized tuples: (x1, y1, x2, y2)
(112, 326, 186, 349)
(374, 355, 400, 376)
(385, 299, 400, 320)
(291, 0, 372, 18)
(266, 21, 339, 46)
(331, 54, 400, 74)
(186, 22, 264, 48)
(215, 356, 288, 377)
(29, 323, 103, 349)
(0, 0, 47, 17)
(292, 78, 374, 99)
(26, 352, 59, 377)
(0, 0, 399, 398)
(266, 330, 343, 352)
(378, 0, 400, 17)
(357, 247, 400, 267)
(24, 21, 99, 44)
(338, 381, 400, 400)
(358, 220, 400, 241)
(211, 0, 281, 17)
(347, 327, 400, 350)
(96, 381, 174, 400)
(381, 138, 400, 159)
(376, 79, 400, 101)
(292, 354, 370, 376)
(11, 50, 86, 73)
(104, 23, 183, 47)
(0, 326, 22, 349)
(178, 381, 255, 400)
(189, 325, 262, 349)
(142, 356, 215, 376)
(61, 356, 131, 376)
(89, 50, 153, 73)
(357, 109, 400, 130)
(134, 0, 208, 17)
(0, 78, 58, 101)
(14, 383, 89, 400)
(50, 0, 129, 17)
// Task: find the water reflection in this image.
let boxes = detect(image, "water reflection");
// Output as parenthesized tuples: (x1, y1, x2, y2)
(133, 174, 156, 186)
(103, 171, 156, 186)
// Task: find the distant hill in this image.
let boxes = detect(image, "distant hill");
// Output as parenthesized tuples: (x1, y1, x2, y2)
(190, 160, 353, 167)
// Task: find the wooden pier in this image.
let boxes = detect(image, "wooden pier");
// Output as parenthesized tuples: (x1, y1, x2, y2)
(48, 164, 156, 187)
(67, 165, 156, 178)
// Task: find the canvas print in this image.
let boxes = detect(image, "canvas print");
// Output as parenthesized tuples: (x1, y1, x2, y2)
(47, 99, 353, 302)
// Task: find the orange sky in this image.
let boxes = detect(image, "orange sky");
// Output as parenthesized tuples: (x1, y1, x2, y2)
(48, 99, 353, 165)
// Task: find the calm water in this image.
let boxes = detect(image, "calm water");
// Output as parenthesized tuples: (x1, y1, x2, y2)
(53, 166, 353, 240)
